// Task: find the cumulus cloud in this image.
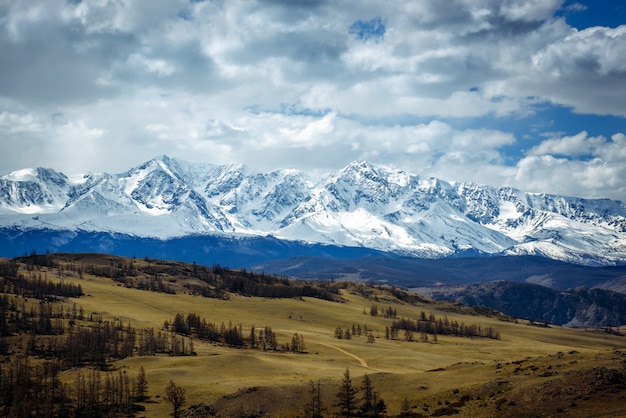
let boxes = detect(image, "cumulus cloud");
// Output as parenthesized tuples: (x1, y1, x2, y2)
(0, 0, 625, 201)
(506, 132, 626, 200)
(529, 131, 606, 157)
(528, 25, 626, 115)
(508, 153, 626, 200)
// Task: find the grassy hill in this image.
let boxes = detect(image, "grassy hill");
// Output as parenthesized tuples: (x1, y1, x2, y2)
(1, 253, 625, 417)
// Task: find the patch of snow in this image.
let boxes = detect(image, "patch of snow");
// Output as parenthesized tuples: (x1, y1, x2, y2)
(498, 200, 521, 220)
(4, 168, 38, 182)
(1, 156, 626, 265)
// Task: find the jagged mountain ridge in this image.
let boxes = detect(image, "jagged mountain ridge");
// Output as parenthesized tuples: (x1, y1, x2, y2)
(1, 156, 625, 266)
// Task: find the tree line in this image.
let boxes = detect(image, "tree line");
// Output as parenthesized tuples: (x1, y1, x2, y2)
(389, 311, 501, 340)
(9, 254, 343, 301)
(184, 262, 342, 301)
(93, 256, 342, 301)
(0, 273, 194, 364)
(166, 312, 306, 353)
(12, 309, 195, 369)
(0, 259, 83, 300)
(334, 323, 377, 344)
(1, 297, 67, 340)
(368, 303, 397, 318)
(334, 310, 501, 343)
(0, 356, 149, 417)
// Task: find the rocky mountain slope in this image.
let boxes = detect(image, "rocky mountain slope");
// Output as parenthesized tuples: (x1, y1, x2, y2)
(428, 280, 626, 327)
(1, 156, 626, 266)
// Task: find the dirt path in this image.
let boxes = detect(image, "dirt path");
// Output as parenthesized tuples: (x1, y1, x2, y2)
(314, 341, 369, 368)
(275, 330, 370, 369)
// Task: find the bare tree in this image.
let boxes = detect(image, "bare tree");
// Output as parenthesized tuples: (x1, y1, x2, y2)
(164, 380, 186, 418)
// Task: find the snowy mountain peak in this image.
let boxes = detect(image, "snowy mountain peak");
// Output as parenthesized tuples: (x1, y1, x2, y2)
(0, 167, 71, 214)
(3, 167, 69, 186)
(340, 160, 381, 176)
(1, 157, 626, 265)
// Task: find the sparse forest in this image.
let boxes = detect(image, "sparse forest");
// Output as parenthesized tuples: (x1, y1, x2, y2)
(61, 255, 344, 301)
(0, 253, 624, 417)
(334, 309, 501, 343)
(166, 312, 306, 352)
(0, 254, 341, 416)
(389, 312, 501, 340)
(0, 256, 199, 416)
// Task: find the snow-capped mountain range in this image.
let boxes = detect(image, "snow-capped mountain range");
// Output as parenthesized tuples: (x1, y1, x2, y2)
(1, 155, 626, 266)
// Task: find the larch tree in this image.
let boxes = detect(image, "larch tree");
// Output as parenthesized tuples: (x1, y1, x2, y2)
(361, 373, 374, 414)
(164, 380, 186, 418)
(135, 366, 148, 402)
(336, 368, 359, 417)
(305, 380, 324, 418)
(360, 374, 386, 417)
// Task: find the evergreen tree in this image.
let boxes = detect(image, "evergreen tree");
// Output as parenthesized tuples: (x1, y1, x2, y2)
(305, 380, 324, 418)
(336, 368, 358, 417)
(361, 373, 374, 415)
(360, 373, 386, 417)
(372, 392, 386, 417)
(135, 366, 148, 402)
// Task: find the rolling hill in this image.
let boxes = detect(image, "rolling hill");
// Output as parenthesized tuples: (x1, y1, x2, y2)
(1, 253, 625, 417)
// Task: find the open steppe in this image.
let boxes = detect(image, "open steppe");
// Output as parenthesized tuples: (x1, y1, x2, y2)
(2, 253, 626, 417)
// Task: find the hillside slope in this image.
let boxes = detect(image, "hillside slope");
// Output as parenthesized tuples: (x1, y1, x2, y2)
(426, 280, 626, 327)
(1, 253, 625, 417)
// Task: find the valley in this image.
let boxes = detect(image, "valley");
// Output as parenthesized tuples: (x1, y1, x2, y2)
(1, 253, 625, 417)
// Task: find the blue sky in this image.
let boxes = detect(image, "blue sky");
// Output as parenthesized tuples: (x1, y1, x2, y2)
(0, 0, 625, 202)
(559, 0, 625, 29)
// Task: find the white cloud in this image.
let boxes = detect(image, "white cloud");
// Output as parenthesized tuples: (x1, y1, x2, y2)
(529, 131, 605, 157)
(499, 0, 563, 22)
(504, 131, 626, 200)
(529, 25, 626, 115)
(0, 110, 43, 134)
(565, 3, 587, 12)
(596, 133, 626, 163)
(533, 26, 626, 77)
(508, 153, 626, 200)
(0, 0, 625, 202)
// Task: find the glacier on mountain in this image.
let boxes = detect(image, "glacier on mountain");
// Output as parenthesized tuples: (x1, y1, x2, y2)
(1, 156, 625, 266)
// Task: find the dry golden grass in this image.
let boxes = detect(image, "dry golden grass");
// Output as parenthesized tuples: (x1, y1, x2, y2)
(7, 254, 626, 417)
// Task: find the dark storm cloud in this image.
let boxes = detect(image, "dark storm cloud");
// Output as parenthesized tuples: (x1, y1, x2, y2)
(0, 18, 135, 104)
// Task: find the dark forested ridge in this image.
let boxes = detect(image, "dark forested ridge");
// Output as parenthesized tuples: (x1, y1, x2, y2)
(254, 254, 626, 291)
(430, 280, 626, 327)
(6, 229, 626, 294)
(0, 228, 390, 269)
(8, 252, 342, 302)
